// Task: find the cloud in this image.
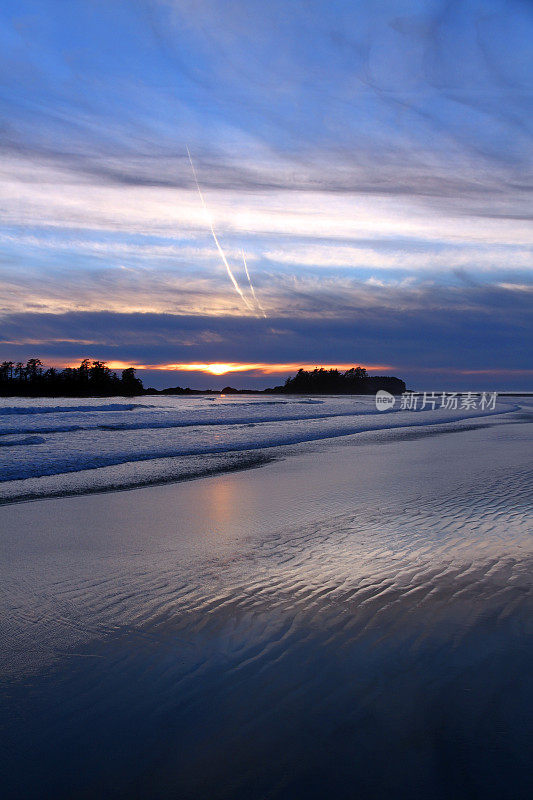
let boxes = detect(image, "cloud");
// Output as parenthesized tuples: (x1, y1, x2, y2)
(1, 280, 530, 378)
(0, 0, 531, 387)
(263, 243, 533, 271)
(1, 155, 531, 256)
(1, 251, 531, 319)
(0, 0, 531, 222)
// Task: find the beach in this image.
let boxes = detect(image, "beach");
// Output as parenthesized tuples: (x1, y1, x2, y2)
(3, 0, 532, 795)
(1, 397, 532, 798)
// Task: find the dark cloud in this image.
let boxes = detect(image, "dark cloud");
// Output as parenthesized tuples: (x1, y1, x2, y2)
(1, 280, 531, 389)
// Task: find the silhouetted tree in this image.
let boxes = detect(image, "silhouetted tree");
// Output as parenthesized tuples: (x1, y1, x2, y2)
(26, 358, 43, 381)
(121, 367, 143, 395)
(279, 366, 405, 395)
(89, 360, 110, 382)
(79, 359, 91, 382)
(0, 358, 145, 397)
(0, 361, 14, 381)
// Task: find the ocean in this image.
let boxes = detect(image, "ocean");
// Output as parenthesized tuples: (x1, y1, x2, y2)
(0, 393, 517, 503)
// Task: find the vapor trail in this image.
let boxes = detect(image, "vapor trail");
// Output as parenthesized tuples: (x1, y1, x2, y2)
(242, 249, 266, 317)
(186, 146, 254, 312)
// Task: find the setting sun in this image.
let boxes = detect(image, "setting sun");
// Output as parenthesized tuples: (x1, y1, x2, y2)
(205, 363, 235, 376)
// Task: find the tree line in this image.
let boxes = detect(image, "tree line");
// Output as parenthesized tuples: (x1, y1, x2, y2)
(276, 367, 406, 394)
(0, 360, 406, 397)
(0, 358, 144, 397)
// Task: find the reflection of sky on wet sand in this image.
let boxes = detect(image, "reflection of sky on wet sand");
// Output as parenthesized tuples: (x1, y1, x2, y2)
(1, 415, 532, 797)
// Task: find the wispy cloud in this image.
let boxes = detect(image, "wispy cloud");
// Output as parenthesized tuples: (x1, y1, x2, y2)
(0, 0, 531, 386)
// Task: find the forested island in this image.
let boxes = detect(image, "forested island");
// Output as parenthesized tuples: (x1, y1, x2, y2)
(0, 359, 405, 397)
(272, 367, 406, 395)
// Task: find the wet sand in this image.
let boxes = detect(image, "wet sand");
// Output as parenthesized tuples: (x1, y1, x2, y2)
(1, 416, 532, 799)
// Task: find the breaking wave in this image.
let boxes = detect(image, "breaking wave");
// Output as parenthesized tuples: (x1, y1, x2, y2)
(0, 394, 525, 502)
(0, 403, 147, 416)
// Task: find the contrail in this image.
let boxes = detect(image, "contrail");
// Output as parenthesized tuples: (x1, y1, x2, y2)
(186, 146, 254, 312)
(242, 249, 266, 317)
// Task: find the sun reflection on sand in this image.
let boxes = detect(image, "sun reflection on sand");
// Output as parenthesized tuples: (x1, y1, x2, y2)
(208, 478, 240, 524)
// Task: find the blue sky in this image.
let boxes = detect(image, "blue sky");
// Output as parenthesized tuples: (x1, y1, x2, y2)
(0, 0, 531, 388)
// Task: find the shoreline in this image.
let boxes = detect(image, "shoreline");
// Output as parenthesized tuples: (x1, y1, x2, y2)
(0, 401, 524, 507)
(1, 390, 532, 398)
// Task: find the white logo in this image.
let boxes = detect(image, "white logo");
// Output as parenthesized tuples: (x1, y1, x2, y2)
(375, 390, 396, 411)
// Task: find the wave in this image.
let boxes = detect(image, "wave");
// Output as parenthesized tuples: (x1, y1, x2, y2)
(0, 435, 46, 447)
(0, 408, 396, 438)
(0, 399, 325, 417)
(0, 452, 278, 505)
(296, 399, 324, 404)
(94, 408, 386, 432)
(0, 403, 515, 484)
(0, 425, 85, 436)
(0, 403, 148, 416)
(0, 401, 517, 440)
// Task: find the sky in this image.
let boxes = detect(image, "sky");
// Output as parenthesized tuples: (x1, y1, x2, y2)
(0, 0, 532, 390)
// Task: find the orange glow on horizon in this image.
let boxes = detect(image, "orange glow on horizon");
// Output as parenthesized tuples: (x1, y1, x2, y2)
(98, 361, 393, 376)
(55, 360, 391, 376)
(48, 360, 533, 378)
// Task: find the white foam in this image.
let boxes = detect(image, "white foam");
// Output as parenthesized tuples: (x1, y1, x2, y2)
(0, 394, 523, 502)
